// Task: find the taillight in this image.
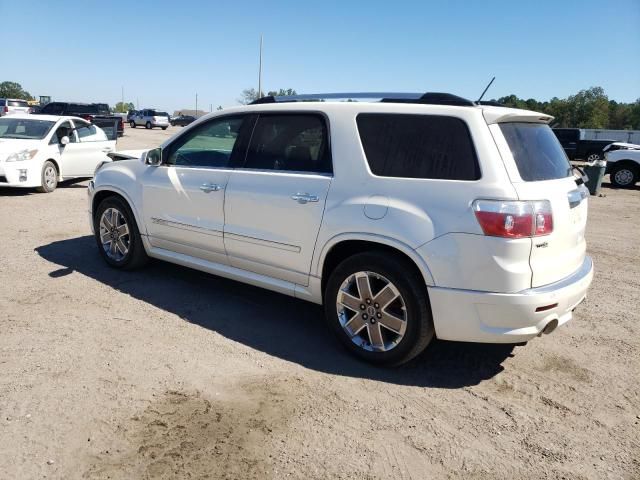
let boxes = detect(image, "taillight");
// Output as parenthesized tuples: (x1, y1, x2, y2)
(473, 200, 553, 238)
(3, 106, 7, 113)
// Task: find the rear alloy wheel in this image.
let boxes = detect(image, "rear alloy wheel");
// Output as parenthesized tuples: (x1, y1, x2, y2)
(161, 127, 167, 130)
(130, 121, 136, 128)
(586, 152, 603, 162)
(94, 197, 148, 269)
(324, 252, 434, 365)
(145, 121, 152, 129)
(36, 161, 58, 193)
(610, 165, 638, 188)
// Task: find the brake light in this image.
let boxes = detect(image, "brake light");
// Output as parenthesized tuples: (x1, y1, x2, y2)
(3, 106, 7, 113)
(473, 200, 553, 238)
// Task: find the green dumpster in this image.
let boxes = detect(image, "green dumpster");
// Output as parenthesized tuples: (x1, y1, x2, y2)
(583, 160, 607, 196)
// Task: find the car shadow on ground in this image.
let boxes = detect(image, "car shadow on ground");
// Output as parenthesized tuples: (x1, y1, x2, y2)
(36, 235, 517, 388)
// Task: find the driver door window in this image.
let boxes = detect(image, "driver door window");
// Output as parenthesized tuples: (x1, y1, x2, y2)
(165, 116, 244, 168)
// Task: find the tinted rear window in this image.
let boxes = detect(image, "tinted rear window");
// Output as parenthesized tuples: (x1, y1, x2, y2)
(152, 111, 168, 117)
(8, 100, 29, 107)
(500, 123, 571, 181)
(356, 114, 480, 180)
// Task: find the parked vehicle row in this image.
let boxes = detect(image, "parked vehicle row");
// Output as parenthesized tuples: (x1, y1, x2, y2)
(36, 102, 124, 137)
(87, 92, 594, 365)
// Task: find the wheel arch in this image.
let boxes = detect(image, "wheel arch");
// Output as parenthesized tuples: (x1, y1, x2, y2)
(316, 234, 435, 294)
(610, 159, 640, 172)
(91, 186, 145, 236)
(45, 158, 60, 178)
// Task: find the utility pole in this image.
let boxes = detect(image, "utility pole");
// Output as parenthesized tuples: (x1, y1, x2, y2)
(195, 93, 198, 117)
(210, 103, 212, 112)
(258, 34, 263, 99)
(121, 86, 124, 112)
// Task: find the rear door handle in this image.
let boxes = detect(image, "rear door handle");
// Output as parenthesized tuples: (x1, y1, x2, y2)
(200, 183, 222, 193)
(291, 193, 319, 204)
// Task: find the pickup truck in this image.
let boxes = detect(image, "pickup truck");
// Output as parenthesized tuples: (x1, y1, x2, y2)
(37, 102, 124, 137)
(553, 128, 614, 162)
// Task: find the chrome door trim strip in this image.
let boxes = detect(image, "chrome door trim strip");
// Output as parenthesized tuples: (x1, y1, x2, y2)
(225, 232, 301, 253)
(151, 217, 223, 238)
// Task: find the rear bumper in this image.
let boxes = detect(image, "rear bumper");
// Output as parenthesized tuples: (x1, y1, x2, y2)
(428, 256, 594, 343)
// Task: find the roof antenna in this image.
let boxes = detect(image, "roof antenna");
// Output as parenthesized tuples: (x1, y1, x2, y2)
(476, 76, 495, 103)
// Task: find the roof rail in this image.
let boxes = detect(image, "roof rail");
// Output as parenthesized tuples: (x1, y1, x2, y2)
(249, 92, 476, 107)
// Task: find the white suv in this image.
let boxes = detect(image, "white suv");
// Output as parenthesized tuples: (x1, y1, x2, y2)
(88, 92, 594, 365)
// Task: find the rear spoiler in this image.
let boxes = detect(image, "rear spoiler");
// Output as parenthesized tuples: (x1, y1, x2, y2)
(483, 107, 553, 125)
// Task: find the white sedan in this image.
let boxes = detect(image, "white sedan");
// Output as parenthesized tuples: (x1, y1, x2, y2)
(0, 114, 115, 192)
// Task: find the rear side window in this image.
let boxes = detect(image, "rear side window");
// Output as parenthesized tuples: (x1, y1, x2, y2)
(243, 114, 332, 174)
(500, 123, 571, 181)
(356, 114, 480, 180)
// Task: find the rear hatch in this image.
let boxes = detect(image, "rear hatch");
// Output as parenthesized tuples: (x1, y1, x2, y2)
(152, 112, 169, 124)
(491, 119, 588, 288)
(7, 99, 30, 114)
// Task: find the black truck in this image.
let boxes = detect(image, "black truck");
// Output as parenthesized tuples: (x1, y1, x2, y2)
(553, 128, 614, 162)
(37, 102, 124, 137)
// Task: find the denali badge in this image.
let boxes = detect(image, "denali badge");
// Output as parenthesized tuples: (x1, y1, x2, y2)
(535, 241, 549, 248)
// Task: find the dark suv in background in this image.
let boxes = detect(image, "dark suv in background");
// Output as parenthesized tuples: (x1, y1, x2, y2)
(38, 102, 124, 137)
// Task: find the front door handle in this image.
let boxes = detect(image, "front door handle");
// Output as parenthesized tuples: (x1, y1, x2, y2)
(200, 183, 222, 193)
(291, 193, 319, 204)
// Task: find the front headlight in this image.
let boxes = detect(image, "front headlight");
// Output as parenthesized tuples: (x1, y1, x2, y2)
(6, 149, 38, 162)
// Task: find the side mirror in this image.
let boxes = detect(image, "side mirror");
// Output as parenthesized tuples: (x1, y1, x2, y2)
(60, 136, 70, 145)
(145, 147, 163, 166)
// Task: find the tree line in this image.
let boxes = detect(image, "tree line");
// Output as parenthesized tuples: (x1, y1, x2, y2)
(492, 87, 639, 130)
(3, 80, 638, 130)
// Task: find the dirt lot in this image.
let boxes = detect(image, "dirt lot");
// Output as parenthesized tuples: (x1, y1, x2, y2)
(1, 127, 638, 479)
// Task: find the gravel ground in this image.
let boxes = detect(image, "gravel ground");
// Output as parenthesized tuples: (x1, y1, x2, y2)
(0, 127, 638, 479)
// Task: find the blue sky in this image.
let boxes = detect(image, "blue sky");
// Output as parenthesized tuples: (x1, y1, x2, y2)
(2, 0, 638, 113)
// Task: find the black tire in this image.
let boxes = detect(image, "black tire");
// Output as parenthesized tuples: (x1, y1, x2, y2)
(161, 127, 167, 130)
(36, 160, 58, 193)
(324, 251, 434, 366)
(586, 151, 603, 162)
(94, 196, 149, 270)
(145, 121, 152, 129)
(130, 121, 136, 128)
(610, 164, 638, 188)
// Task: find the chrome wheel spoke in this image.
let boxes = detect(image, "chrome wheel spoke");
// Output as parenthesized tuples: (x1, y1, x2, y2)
(100, 232, 111, 243)
(373, 284, 398, 309)
(338, 290, 362, 312)
(116, 238, 128, 255)
(101, 215, 113, 231)
(355, 272, 373, 300)
(111, 209, 119, 229)
(109, 240, 117, 256)
(379, 311, 405, 334)
(368, 323, 384, 350)
(344, 314, 367, 337)
(117, 223, 129, 237)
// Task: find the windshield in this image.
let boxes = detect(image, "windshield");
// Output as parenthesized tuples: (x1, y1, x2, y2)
(0, 118, 55, 139)
(499, 123, 572, 181)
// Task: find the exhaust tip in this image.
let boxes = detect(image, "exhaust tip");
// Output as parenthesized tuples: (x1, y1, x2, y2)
(542, 319, 559, 335)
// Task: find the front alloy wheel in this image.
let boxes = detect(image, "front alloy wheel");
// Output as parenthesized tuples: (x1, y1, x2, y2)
(94, 196, 148, 270)
(337, 271, 407, 352)
(99, 207, 130, 261)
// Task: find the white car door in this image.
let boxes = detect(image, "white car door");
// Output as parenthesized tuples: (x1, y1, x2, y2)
(223, 113, 332, 286)
(141, 115, 249, 265)
(58, 120, 114, 177)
